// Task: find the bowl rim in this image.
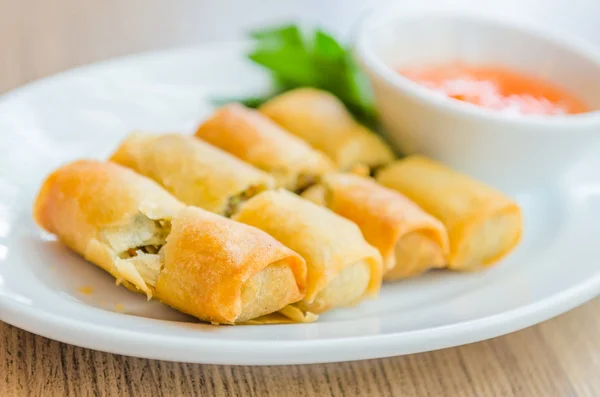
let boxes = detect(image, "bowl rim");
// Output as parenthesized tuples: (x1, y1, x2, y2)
(353, 5, 600, 128)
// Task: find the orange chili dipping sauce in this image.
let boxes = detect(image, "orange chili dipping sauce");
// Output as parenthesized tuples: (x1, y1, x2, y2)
(399, 63, 589, 116)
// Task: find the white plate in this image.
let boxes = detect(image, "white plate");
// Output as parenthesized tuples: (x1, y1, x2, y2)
(1, 42, 599, 365)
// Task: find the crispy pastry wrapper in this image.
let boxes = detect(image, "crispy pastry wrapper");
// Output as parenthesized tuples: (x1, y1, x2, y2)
(376, 156, 523, 270)
(110, 132, 275, 216)
(302, 173, 449, 280)
(233, 189, 383, 320)
(33, 160, 307, 324)
(260, 88, 395, 171)
(195, 103, 335, 191)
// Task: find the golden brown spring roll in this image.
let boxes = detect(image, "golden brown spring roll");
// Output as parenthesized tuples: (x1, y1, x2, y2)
(232, 189, 383, 320)
(33, 160, 307, 324)
(110, 133, 275, 216)
(194, 103, 335, 192)
(301, 173, 449, 280)
(376, 156, 523, 271)
(260, 88, 396, 171)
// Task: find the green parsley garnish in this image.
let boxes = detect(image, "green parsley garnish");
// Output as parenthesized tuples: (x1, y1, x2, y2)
(215, 24, 378, 128)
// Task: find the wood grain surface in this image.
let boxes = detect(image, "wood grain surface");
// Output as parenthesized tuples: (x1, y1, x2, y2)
(1, 1, 599, 396)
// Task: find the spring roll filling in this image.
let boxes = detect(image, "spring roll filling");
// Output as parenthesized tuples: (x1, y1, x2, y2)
(98, 213, 171, 296)
(369, 164, 387, 178)
(223, 184, 269, 218)
(119, 244, 161, 259)
(294, 173, 321, 194)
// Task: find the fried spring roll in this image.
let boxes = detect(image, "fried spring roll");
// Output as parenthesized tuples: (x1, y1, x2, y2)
(33, 160, 307, 324)
(194, 103, 335, 192)
(110, 133, 275, 216)
(260, 88, 395, 171)
(376, 156, 523, 271)
(232, 189, 383, 320)
(301, 173, 449, 280)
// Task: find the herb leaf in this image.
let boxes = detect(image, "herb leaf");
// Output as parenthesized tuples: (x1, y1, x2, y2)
(216, 24, 378, 128)
(313, 30, 345, 59)
(249, 46, 316, 86)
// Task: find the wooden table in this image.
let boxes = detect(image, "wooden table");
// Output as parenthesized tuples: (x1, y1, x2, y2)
(2, 1, 600, 395)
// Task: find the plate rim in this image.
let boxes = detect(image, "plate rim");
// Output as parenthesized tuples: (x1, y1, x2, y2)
(2, 272, 598, 365)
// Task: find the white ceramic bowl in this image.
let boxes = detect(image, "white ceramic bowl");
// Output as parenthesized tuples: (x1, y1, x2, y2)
(354, 7, 600, 190)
